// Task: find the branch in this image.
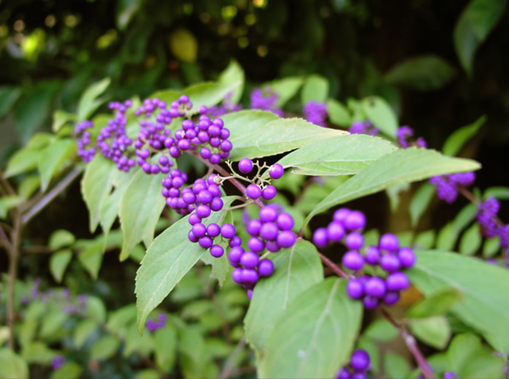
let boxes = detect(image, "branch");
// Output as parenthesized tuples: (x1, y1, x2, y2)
(21, 167, 83, 225)
(219, 337, 247, 379)
(0, 168, 16, 196)
(379, 307, 435, 379)
(317, 251, 352, 279)
(7, 211, 22, 349)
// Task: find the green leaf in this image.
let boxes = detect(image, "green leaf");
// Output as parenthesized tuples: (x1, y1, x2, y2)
(223, 110, 347, 160)
(482, 236, 500, 258)
(151, 81, 241, 115)
(201, 252, 229, 287)
(78, 241, 103, 279)
(410, 182, 435, 227)
(154, 324, 177, 372)
(50, 249, 73, 283)
(301, 75, 329, 103)
(326, 99, 352, 127)
(5, 148, 42, 177)
(90, 335, 119, 360)
(484, 186, 509, 200)
(77, 78, 111, 121)
(447, 333, 482, 373)
(459, 223, 482, 255)
(267, 77, 304, 107)
(361, 96, 398, 138)
(406, 288, 463, 319)
(124, 323, 154, 357)
(306, 148, 480, 223)
(82, 155, 116, 232)
(52, 110, 77, 133)
(135, 198, 234, 333)
(273, 134, 396, 177)
(384, 353, 411, 379)
(40, 310, 68, 338)
(50, 362, 83, 379)
(363, 318, 397, 342)
(461, 348, 506, 379)
(21, 341, 55, 364)
(0, 348, 29, 379)
(120, 169, 166, 260)
(466, 0, 507, 40)
(74, 319, 97, 348)
(116, 0, 142, 30)
(414, 230, 436, 250)
(107, 304, 137, 334)
(385, 55, 456, 91)
(0, 86, 21, 118)
(408, 250, 509, 353)
(179, 326, 208, 379)
(410, 316, 451, 350)
(38, 139, 77, 191)
(436, 223, 457, 251)
(218, 60, 244, 104)
(356, 338, 381, 373)
(136, 370, 159, 379)
(244, 240, 324, 351)
(49, 229, 75, 249)
(84, 296, 107, 323)
(443, 116, 485, 156)
(0, 195, 23, 218)
(258, 278, 362, 379)
(18, 175, 40, 200)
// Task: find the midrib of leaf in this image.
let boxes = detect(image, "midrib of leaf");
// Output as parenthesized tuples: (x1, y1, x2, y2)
(283, 244, 297, 310)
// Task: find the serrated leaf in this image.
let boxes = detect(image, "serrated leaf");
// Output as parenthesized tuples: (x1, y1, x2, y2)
(135, 198, 234, 332)
(5, 148, 42, 178)
(384, 352, 411, 379)
(244, 240, 324, 351)
(407, 288, 463, 319)
(0, 348, 29, 379)
(306, 148, 480, 223)
(49, 230, 75, 249)
(77, 78, 111, 121)
(361, 96, 398, 138)
(201, 253, 229, 287)
(443, 116, 485, 156)
(326, 98, 352, 127)
(218, 60, 244, 104)
(272, 134, 396, 177)
(408, 250, 509, 353)
(410, 316, 451, 350)
(385, 55, 456, 91)
(301, 75, 329, 103)
(50, 249, 73, 283)
(258, 279, 362, 379)
(459, 223, 482, 255)
(410, 182, 435, 227)
(154, 324, 177, 372)
(119, 170, 166, 260)
(74, 319, 97, 348)
(50, 362, 82, 379)
(223, 110, 347, 160)
(90, 335, 119, 360)
(267, 77, 304, 107)
(82, 155, 116, 232)
(38, 139, 77, 191)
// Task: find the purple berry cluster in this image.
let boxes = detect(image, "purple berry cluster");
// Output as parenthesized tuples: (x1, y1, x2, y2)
(429, 172, 476, 203)
(207, 92, 242, 117)
(477, 197, 509, 252)
(397, 126, 427, 148)
(336, 349, 371, 379)
(51, 355, 66, 371)
(312, 208, 416, 308)
(188, 220, 235, 258)
(250, 87, 283, 117)
(230, 204, 296, 298)
(146, 313, 167, 332)
(303, 101, 328, 127)
(237, 159, 281, 201)
(74, 120, 96, 162)
(349, 121, 379, 136)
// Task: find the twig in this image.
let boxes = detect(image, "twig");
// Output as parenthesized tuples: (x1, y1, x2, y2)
(379, 307, 435, 379)
(0, 168, 16, 196)
(0, 225, 10, 249)
(317, 252, 352, 279)
(7, 210, 22, 349)
(219, 337, 246, 379)
(21, 167, 83, 225)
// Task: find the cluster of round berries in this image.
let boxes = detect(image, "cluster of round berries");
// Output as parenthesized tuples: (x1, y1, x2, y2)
(96, 100, 136, 171)
(303, 101, 328, 127)
(336, 349, 371, 379)
(189, 220, 236, 258)
(313, 208, 416, 308)
(349, 120, 379, 136)
(250, 87, 283, 117)
(429, 172, 476, 203)
(164, 108, 232, 165)
(162, 171, 223, 217)
(477, 197, 509, 252)
(145, 313, 167, 333)
(74, 120, 96, 163)
(238, 159, 282, 201)
(51, 355, 66, 371)
(230, 205, 296, 298)
(397, 126, 427, 148)
(207, 92, 243, 117)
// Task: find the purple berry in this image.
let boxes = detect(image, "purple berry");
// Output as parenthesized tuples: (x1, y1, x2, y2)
(241, 251, 259, 268)
(350, 349, 370, 371)
(210, 245, 224, 258)
(379, 233, 399, 252)
(365, 246, 380, 265)
(364, 277, 386, 298)
(259, 206, 278, 222)
(229, 247, 244, 266)
(313, 228, 329, 248)
(276, 213, 294, 231)
(192, 223, 207, 238)
(386, 272, 410, 292)
(362, 296, 379, 309)
(241, 269, 259, 284)
(238, 158, 253, 174)
(266, 241, 281, 253)
(207, 223, 221, 238)
(350, 371, 367, 379)
(383, 291, 400, 306)
(260, 222, 278, 240)
(189, 213, 201, 225)
(347, 279, 364, 299)
(247, 290, 253, 300)
(258, 259, 274, 276)
(345, 232, 364, 250)
(210, 197, 224, 211)
(246, 184, 262, 199)
(229, 236, 242, 247)
(333, 208, 350, 223)
(327, 221, 345, 242)
(277, 230, 296, 248)
(248, 237, 265, 253)
(196, 205, 211, 219)
(221, 223, 236, 239)
(380, 254, 401, 272)
(342, 251, 364, 271)
(337, 368, 350, 379)
(344, 211, 366, 231)
(397, 247, 416, 268)
(232, 268, 243, 284)
(269, 163, 284, 179)
(188, 230, 198, 243)
(199, 236, 213, 249)
(262, 185, 277, 200)
(247, 219, 262, 236)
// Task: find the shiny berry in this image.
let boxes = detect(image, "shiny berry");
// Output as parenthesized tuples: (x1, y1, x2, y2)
(347, 279, 364, 299)
(344, 211, 366, 230)
(210, 245, 224, 258)
(398, 247, 416, 268)
(364, 277, 386, 298)
(350, 349, 370, 371)
(313, 228, 328, 248)
(277, 230, 296, 248)
(238, 158, 253, 174)
(258, 259, 274, 276)
(269, 163, 284, 179)
(386, 272, 410, 292)
(342, 251, 364, 271)
(221, 223, 236, 239)
(240, 251, 259, 268)
(380, 254, 401, 272)
(345, 232, 364, 250)
(379, 233, 399, 252)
